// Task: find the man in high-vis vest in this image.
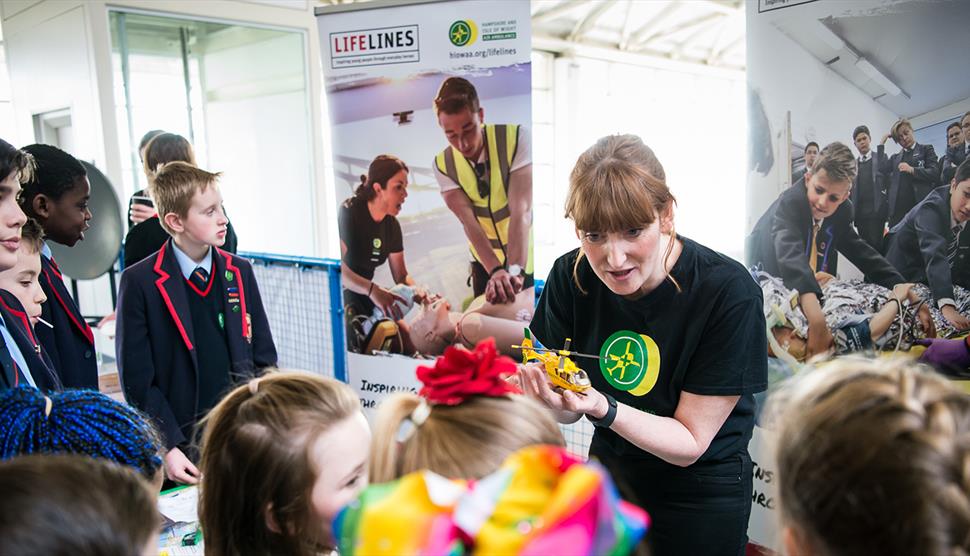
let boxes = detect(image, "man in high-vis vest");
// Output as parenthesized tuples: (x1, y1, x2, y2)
(433, 76, 533, 304)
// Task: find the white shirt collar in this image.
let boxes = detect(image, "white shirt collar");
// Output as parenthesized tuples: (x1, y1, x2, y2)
(40, 241, 52, 260)
(170, 241, 212, 280)
(951, 216, 967, 233)
(859, 152, 871, 162)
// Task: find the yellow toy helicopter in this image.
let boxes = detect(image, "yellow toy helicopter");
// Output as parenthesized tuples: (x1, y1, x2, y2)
(512, 330, 596, 393)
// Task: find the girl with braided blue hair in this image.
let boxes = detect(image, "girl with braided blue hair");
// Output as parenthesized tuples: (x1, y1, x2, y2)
(0, 387, 164, 484)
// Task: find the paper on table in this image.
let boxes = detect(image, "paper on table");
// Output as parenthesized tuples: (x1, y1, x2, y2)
(158, 485, 199, 524)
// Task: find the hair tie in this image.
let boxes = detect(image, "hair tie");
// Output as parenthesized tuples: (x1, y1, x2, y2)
(248, 377, 263, 395)
(43, 396, 53, 418)
(396, 399, 431, 443)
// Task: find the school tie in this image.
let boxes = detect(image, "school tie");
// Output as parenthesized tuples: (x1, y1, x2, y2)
(948, 225, 962, 264)
(809, 222, 820, 272)
(190, 266, 210, 291)
(0, 331, 24, 387)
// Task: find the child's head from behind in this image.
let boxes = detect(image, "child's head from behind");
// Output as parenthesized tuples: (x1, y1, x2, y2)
(0, 387, 164, 484)
(0, 219, 47, 325)
(199, 371, 368, 556)
(150, 161, 227, 246)
(371, 393, 564, 483)
(370, 340, 564, 482)
(0, 139, 30, 270)
(142, 132, 196, 184)
(773, 358, 970, 556)
(19, 144, 90, 247)
(0, 454, 160, 556)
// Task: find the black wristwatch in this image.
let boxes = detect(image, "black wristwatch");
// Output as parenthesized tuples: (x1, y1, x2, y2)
(587, 393, 618, 428)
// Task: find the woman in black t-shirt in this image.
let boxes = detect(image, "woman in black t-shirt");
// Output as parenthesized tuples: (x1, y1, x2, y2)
(521, 135, 767, 556)
(339, 155, 418, 333)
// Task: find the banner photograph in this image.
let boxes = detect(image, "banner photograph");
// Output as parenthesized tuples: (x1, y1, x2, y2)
(745, 0, 970, 550)
(317, 0, 532, 373)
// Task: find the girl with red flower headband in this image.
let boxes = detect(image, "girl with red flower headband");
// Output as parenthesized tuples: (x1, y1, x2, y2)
(369, 339, 564, 482)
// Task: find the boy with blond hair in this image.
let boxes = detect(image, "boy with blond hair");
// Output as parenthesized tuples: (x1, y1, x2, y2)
(116, 161, 276, 485)
(747, 141, 908, 359)
(877, 117, 940, 227)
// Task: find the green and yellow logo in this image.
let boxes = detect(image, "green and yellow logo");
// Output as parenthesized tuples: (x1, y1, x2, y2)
(372, 238, 382, 249)
(449, 20, 478, 47)
(599, 330, 660, 396)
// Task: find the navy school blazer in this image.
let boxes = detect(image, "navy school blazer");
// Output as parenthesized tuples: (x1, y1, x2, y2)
(886, 185, 970, 302)
(850, 151, 889, 220)
(37, 254, 98, 389)
(746, 181, 904, 299)
(877, 142, 940, 224)
(0, 289, 62, 391)
(116, 240, 277, 449)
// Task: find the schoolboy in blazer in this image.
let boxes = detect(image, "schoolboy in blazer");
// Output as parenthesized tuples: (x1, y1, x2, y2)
(940, 122, 967, 186)
(877, 118, 940, 228)
(117, 162, 276, 485)
(747, 142, 905, 358)
(886, 160, 970, 331)
(19, 144, 97, 390)
(849, 125, 888, 251)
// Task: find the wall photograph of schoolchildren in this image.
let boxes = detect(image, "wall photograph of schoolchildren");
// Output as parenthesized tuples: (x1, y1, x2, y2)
(745, 0, 970, 367)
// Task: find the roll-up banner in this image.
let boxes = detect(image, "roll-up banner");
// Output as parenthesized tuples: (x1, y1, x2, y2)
(746, 0, 970, 551)
(315, 0, 533, 415)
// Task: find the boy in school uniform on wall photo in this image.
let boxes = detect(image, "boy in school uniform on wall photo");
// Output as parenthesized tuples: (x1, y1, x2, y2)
(116, 161, 277, 485)
(747, 141, 914, 359)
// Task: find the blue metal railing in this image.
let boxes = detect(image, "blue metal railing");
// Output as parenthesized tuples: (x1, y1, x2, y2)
(240, 251, 346, 382)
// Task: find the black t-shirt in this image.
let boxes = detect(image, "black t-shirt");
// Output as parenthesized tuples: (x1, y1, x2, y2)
(338, 199, 403, 280)
(530, 237, 767, 468)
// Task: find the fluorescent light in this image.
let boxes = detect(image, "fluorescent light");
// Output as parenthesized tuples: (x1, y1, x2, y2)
(856, 57, 902, 96)
(813, 20, 845, 50)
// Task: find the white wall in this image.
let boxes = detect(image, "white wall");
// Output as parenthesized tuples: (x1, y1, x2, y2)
(203, 31, 316, 256)
(533, 49, 747, 271)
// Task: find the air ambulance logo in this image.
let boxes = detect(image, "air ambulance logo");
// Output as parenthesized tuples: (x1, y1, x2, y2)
(599, 330, 660, 396)
(449, 20, 478, 47)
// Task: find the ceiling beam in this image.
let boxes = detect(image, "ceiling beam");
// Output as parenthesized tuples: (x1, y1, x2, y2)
(623, 2, 681, 51)
(617, 0, 635, 49)
(532, 0, 587, 24)
(708, 30, 743, 65)
(695, 0, 744, 16)
(568, 0, 614, 42)
(635, 12, 723, 50)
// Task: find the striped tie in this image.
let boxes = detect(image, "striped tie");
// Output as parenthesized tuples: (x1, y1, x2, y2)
(948, 225, 962, 264)
(190, 266, 210, 290)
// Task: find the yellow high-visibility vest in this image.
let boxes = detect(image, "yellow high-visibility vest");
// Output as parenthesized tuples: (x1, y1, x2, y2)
(435, 124, 533, 273)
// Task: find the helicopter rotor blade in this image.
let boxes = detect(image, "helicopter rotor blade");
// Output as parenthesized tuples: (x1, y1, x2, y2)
(511, 344, 601, 360)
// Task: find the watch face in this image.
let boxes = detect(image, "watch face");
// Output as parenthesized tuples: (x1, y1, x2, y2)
(508, 264, 522, 276)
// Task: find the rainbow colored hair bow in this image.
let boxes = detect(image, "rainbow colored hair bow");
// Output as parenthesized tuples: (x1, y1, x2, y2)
(333, 445, 649, 556)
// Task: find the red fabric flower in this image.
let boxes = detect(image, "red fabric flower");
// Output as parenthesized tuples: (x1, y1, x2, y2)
(417, 338, 521, 405)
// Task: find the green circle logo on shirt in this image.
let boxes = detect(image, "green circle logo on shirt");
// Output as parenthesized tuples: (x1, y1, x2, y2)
(599, 330, 661, 396)
(373, 238, 382, 249)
